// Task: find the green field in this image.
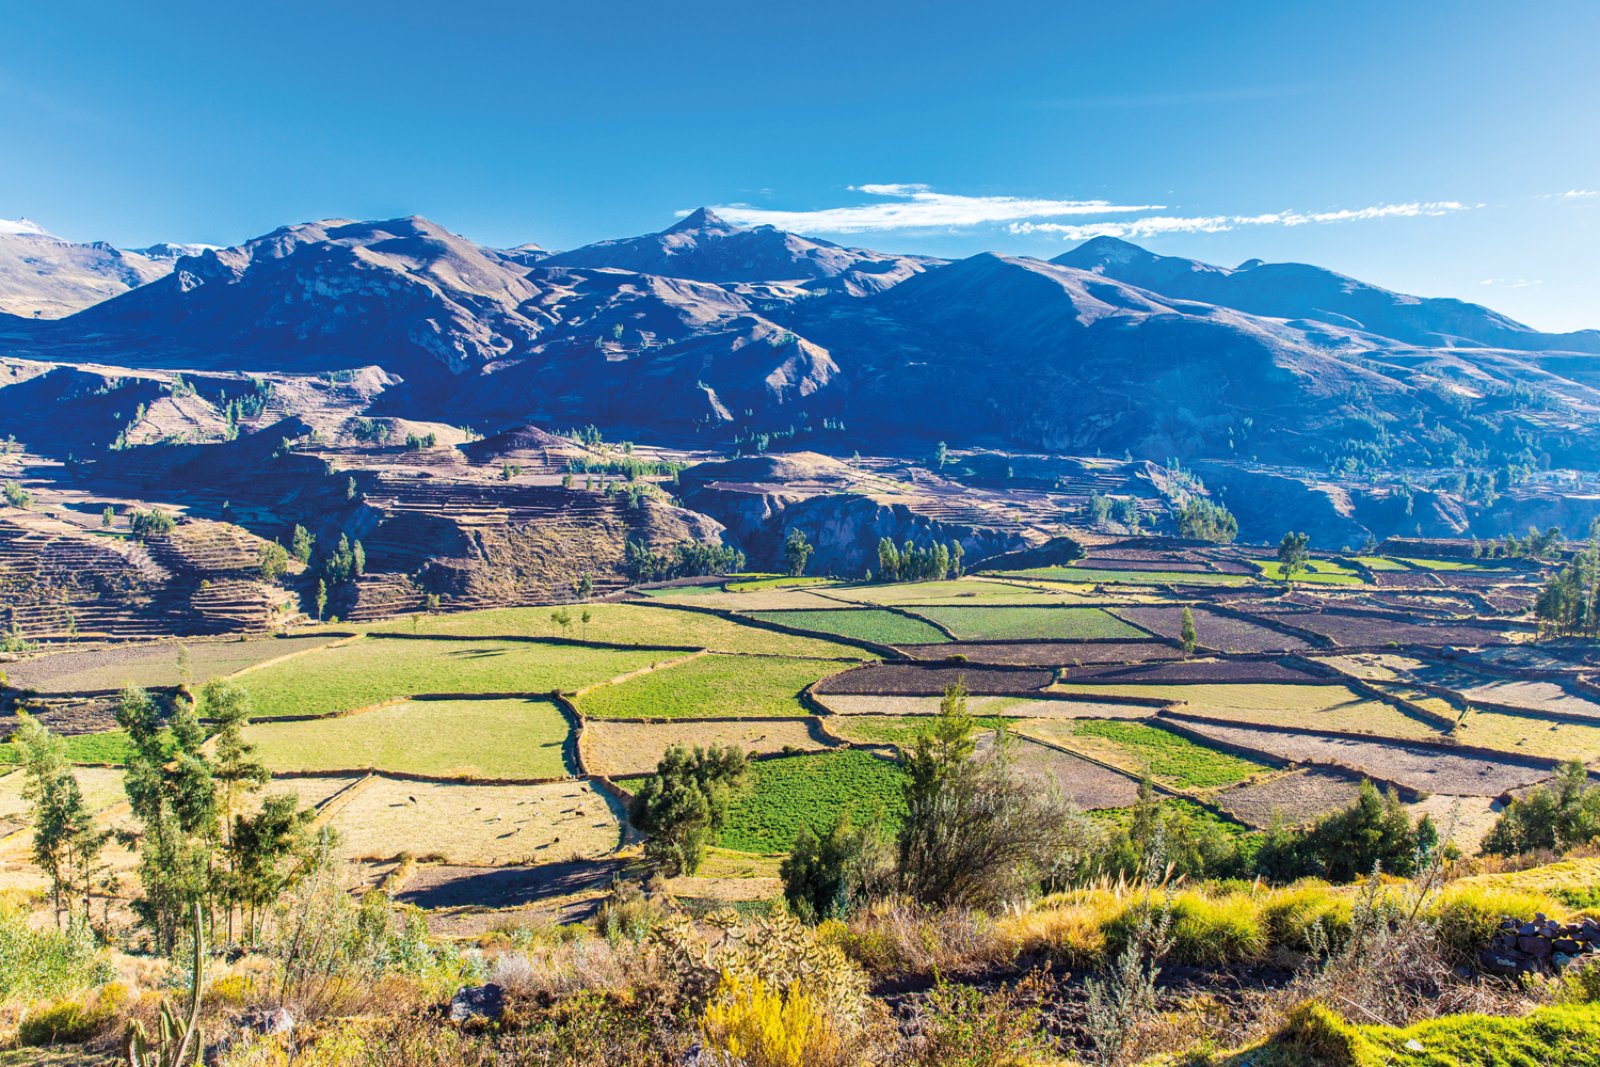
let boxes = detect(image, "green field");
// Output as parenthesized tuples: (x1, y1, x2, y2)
(744, 608, 949, 645)
(1253, 559, 1365, 585)
(718, 749, 907, 853)
(910, 605, 1147, 641)
(823, 579, 1074, 607)
(362, 603, 862, 659)
(1050, 681, 1442, 739)
(240, 637, 665, 719)
(245, 697, 572, 779)
(1025, 718, 1270, 790)
(1001, 566, 1251, 587)
(0, 728, 142, 766)
(1394, 557, 1505, 572)
(575, 654, 844, 720)
(1350, 555, 1410, 572)
(724, 576, 837, 592)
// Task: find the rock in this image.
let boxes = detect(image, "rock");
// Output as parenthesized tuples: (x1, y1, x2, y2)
(1405, 1038, 1426, 1053)
(1519, 922, 1538, 937)
(1555, 952, 1580, 972)
(237, 1007, 295, 1036)
(449, 983, 505, 1023)
(1518, 935, 1554, 959)
(1480, 947, 1528, 976)
(1555, 938, 1582, 955)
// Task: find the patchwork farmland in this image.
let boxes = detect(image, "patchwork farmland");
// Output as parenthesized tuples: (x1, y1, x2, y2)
(0, 536, 1588, 926)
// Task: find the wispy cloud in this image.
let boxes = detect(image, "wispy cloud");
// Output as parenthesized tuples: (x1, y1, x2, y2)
(695, 184, 1164, 234)
(1011, 201, 1474, 241)
(1479, 277, 1542, 289)
(1546, 189, 1599, 199)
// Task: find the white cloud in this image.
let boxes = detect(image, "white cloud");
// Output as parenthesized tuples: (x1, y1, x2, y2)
(1011, 201, 1473, 240)
(694, 185, 1164, 233)
(1559, 189, 1598, 198)
(1478, 277, 1542, 289)
(0, 218, 50, 237)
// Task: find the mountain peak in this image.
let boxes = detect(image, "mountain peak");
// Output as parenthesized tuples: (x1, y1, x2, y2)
(0, 218, 53, 238)
(666, 207, 739, 234)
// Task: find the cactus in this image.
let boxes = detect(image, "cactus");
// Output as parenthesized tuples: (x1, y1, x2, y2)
(126, 901, 206, 1066)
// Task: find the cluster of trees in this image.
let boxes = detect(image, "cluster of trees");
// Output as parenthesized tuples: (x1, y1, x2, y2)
(566, 454, 683, 480)
(1, 480, 32, 509)
(1534, 545, 1600, 636)
(875, 538, 963, 583)
(1482, 762, 1600, 855)
(624, 539, 746, 584)
(129, 509, 176, 540)
(784, 528, 813, 577)
(1175, 498, 1238, 543)
(1484, 525, 1568, 561)
(628, 745, 747, 876)
(1089, 493, 1141, 529)
(18, 683, 318, 951)
(404, 431, 438, 451)
(316, 533, 366, 587)
(1277, 531, 1310, 581)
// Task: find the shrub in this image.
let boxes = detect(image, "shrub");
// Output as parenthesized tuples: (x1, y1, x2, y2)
(17, 992, 118, 1045)
(1259, 883, 1353, 954)
(994, 888, 1120, 969)
(903, 974, 1051, 1067)
(699, 970, 847, 1067)
(1432, 883, 1562, 963)
(1105, 891, 1267, 965)
(0, 902, 109, 1002)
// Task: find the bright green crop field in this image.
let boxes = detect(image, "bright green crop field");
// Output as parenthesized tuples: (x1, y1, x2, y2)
(744, 608, 949, 645)
(0, 728, 143, 766)
(718, 749, 907, 853)
(241, 637, 665, 719)
(575, 654, 845, 720)
(1253, 559, 1365, 585)
(910, 606, 1147, 641)
(1027, 718, 1270, 790)
(245, 697, 573, 779)
(1001, 566, 1251, 587)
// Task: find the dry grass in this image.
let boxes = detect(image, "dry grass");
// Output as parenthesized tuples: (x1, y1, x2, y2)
(1051, 681, 1446, 740)
(325, 777, 622, 865)
(581, 718, 830, 777)
(814, 692, 1152, 719)
(1454, 708, 1600, 762)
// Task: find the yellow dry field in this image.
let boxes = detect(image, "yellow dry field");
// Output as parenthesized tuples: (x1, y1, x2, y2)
(1454, 709, 1600, 762)
(582, 718, 831, 777)
(1406, 793, 1500, 855)
(661, 588, 851, 611)
(324, 776, 622, 866)
(0, 766, 126, 836)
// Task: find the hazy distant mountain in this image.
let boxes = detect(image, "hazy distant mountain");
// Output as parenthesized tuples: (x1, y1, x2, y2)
(543, 208, 942, 295)
(0, 218, 173, 318)
(1054, 236, 1600, 353)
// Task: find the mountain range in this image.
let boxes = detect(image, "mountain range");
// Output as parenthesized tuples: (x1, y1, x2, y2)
(3, 210, 1597, 470)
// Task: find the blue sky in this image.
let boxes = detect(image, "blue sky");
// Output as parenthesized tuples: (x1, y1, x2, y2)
(3, 1, 1597, 330)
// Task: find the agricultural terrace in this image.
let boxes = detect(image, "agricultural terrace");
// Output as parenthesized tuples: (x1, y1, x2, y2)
(1453, 708, 1600, 762)
(718, 749, 907, 854)
(1003, 564, 1251, 586)
(1049, 681, 1447, 740)
(1252, 559, 1366, 584)
(239, 637, 667, 719)
(1111, 605, 1309, 652)
(244, 697, 573, 779)
(742, 608, 949, 645)
(822, 578, 1081, 606)
(1, 633, 345, 694)
(815, 692, 1150, 720)
(361, 602, 864, 659)
(581, 718, 831, 777)
(1001, 738, 1145, 809)
(909, 605, 1148, 641)
(574, 653, 847, 719)
(1018, 718, 1273, 790)
(0, 728, 140, 766)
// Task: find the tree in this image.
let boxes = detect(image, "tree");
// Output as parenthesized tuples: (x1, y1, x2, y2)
(1175, 498, 1238, 544)
(352, 540, 365, 578)
(258, 542, 289, 581)
(781, 813, 893, 923)
(1277, 531, 1311, 583)
(877, 537, 901, 582)
(1483, 761, 1600, 856)
(932, 441, 949, 470)
(101, 505, 115, 528)
(202, 681, 268, 943)
(897, 682, 1084, 907)
(290, 524, 314, 564)
(950, 540, 965, 578)
(574, 571, 594, 601)
(628, 745, 746, 876)
(315, 580, 328, 622)
(1179, 607, 1197, 656)
(783, 527, 813, 577)
(15, 712, 105, 924)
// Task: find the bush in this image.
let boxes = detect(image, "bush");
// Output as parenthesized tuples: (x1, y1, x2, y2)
(903, 974, 1051, 1067)
(17, 991, 118, 1045)
(0, 903, 109, 1002)
(1105, 891, 1267, 965)
(1259, 883, 1353, 954)
(699, 970, 847, 1067)
(1432, 883, 1562, 963)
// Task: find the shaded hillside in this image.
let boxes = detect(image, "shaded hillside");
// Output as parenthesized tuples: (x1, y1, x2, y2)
(0, 219, 174, 318)
(1056, 235, 1600, 353)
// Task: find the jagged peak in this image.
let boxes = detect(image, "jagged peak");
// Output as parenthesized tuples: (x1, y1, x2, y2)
(665, 207, 740, 235)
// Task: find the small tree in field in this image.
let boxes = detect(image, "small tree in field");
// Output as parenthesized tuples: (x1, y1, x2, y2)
(1179, 606, 1197, 656)
(629, 745, 746, 876)
(783, 527, 813, 577)
(1278, 531, 1310, 583)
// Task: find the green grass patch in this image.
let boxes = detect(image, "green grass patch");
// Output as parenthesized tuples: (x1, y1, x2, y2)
(0, 728, 143, 766)
(1394, 556, 1504, 572)
(241, 637, 665, 719)
(910, 605, 1146, 641)
(824, 579, 1073, 606)
(576, 654, 845, 720)
(724, 576, 836, 592)
(718, 750, 907, 853)
(362, 603, 862, 659)
(1065, 719, 1269, 790)
(3, 634, 346, 695)
(744, 608, 948, 645)
(1350, 555, 1410, 572)
(1000, 566, 1251, 587)
(1253, 559, 1366, 585)
(245, 697, 572, 779)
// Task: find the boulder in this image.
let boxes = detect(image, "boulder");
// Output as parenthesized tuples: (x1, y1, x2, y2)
(449, 983, 505, 1023)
